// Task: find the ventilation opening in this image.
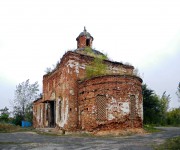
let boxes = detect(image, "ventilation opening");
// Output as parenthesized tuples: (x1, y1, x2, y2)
(86, 39, 90, 46)
(96, 95, 106, 121)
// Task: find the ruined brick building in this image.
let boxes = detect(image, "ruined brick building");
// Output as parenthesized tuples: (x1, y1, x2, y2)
(33, 28, 143, 132)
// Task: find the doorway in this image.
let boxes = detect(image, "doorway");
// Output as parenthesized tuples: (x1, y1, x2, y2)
(47, 101, 56, 127)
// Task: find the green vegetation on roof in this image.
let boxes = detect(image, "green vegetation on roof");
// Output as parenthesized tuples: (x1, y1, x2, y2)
(84, 46, 108, 60)
(85, 56, 108, 79)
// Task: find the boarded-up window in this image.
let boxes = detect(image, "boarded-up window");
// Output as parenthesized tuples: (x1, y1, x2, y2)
(96, 95, 106, 121)
(130, 95, 136, 119)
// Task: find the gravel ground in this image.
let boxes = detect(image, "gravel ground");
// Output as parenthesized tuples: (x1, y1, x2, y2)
(0, 127, 180, 150)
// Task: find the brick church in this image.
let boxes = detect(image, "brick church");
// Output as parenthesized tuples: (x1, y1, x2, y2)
(33, 28, 143, 132)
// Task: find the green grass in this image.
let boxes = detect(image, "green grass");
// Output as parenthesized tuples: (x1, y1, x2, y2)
(143, 125, 161, 133)
(0, 123, 20, 132)
(36, 131, 62, 136)
(154, 136, 180, 150)
(0, 123, 34, 133)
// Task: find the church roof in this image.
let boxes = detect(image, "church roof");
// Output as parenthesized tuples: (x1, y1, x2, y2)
(76, 27, 94, 41)
(74, 48, 104, 56)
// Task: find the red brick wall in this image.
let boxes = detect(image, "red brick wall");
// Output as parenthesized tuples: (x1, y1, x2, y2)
(77, 36, 93, 48)
(78, 75, 143, 131)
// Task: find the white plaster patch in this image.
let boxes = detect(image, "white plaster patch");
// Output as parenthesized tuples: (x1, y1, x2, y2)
(138, 100, 143, 120)
(66, 60, 86, 76)
(107, 97, 120, 112)
(109, 66, 126, 74)
(108, 113, 115, 120)
(36, 106, 40, 123)
(56, 98, 60, 124)
(107, 97, 130, 120)
(70, 89, 74, 95)
(59, 98, 69, 127)
(50, 92, 56, 100)
(107, 97, 120, 120)
(119, 102, 130, 114)
(92, 106, 96, 114)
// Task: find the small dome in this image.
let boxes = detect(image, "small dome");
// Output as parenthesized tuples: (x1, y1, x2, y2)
(76, 27, 94, 41)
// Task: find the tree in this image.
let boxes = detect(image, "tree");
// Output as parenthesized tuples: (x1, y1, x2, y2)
(159, 91, 170, 125)
(167, 108, 180, 125)
(12, 79, 39, 123)
(142, 84, 161, 124)
(0, 107, 10, 122)
(142, 84, 171, 125)
(176, 82, 180, 101)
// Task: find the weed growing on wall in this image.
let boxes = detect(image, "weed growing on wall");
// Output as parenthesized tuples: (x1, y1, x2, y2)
(84, 46, 93, 54)
(84, 46, 109, 78)
(84, 46, 108, 60)
(86, 57, 107, 78)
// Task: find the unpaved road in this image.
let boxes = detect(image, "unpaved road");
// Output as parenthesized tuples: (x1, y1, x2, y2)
(0, 127, 180, 150)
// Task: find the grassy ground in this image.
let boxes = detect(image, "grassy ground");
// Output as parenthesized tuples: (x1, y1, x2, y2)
(154, 136, 180, 150)
(0, 123, 34, 133)
(143, 125, 161, 133)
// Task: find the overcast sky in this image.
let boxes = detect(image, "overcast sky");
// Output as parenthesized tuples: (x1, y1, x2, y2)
(0, 0, 180, 111)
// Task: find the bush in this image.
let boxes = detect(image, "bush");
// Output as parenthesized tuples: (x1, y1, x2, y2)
(167, 108, 180, 126)
(0, 114, 9, 123)
(12, 114, 24, 126)
(143, 124, 160, 133)
(0, 123, 20, 133)
(155, 136, 180, 150)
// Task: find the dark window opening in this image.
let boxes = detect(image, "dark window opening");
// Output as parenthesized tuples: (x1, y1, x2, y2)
(69, 108, 72, 111)
(86, 39, 90, 46)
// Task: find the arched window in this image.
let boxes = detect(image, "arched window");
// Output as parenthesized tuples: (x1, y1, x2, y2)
(86, 39, 90, 46)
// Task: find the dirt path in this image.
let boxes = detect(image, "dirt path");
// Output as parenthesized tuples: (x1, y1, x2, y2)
(0, 127, 180, 150)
